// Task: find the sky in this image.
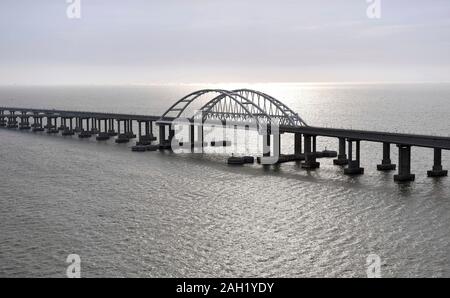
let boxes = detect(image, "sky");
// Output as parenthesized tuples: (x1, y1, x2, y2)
(1, 0, 450, 85)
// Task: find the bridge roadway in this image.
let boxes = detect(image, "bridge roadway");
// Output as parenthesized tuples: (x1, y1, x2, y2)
(280, 126, 450, 150)
(1, 105, 448, 182)
(3, 106, 449, 150)
(0, 106, 175, 122)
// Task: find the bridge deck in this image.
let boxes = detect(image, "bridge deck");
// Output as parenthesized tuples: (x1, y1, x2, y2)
(281, 126, 450, 150)
(1, 106, 449, 150)
(0, 107, 172, 122)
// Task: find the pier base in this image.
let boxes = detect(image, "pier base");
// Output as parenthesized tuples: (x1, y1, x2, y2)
(344, 161, 365, 175)
(47, 127, 59, 134)
(333, 138, 348, 166)
(344, 139, 364, 175)
(61, 129, 75, 136)
(394, 145, 415, 182)
(301, 157, 320, 169)
(115, 134, 130, 143)
(300, 135, 320, 169)
(394, 174, 416, 182)
(427, 148, 448, 177)
(427, 169, 448, 177)
(107, 129, 118, 136)
(377, 143, 396, 171)
(79, 131, 92, 138)
(96, 132, 110, 141)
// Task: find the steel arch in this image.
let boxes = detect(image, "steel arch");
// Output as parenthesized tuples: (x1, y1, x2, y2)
(158, 88, 307, 128)
(232, 89, 307, 126)
(158, 89, 273, 128)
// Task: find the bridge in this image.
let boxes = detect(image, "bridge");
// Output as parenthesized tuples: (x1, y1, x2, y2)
(1, 88, 448, 182)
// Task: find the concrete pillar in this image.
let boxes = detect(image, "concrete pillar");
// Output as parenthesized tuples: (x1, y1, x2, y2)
(195, 124, 203, 152)
(169, 126, 175, 142)
(263, 133, 271, 157)
(145, 121, 150, 136)
(333, 137, 348, 165)
(294, 133, 302, 155)
(427, 148, 448, 177)
(344, 139, 364, 175)
(274, 133, 281, 157)
(301, 134, 320, 169)
(377, 142, 396, 171)
(129, 120, 134, 135)
(394, 145, 415, 182)
(160, 125, 167, 144)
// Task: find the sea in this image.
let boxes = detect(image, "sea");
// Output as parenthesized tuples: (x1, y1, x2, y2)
(0, 83, 449, 277)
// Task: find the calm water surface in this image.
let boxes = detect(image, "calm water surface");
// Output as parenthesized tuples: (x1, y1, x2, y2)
(0, 83, 449, 277)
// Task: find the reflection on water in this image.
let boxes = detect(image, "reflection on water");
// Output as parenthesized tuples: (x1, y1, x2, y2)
(0, 83, 449, 277)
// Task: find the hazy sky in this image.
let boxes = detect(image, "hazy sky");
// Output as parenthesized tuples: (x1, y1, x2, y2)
(1, 0, 450, 84)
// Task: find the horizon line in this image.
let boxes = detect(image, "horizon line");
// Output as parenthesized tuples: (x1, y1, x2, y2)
(1, 81, 450, 87)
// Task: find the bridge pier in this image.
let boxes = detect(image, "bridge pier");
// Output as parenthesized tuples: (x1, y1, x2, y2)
(7, 112, 18, 128)
(58, 117, 67, 131)
(74, 117, 82, 132)
(62, 117, 75, 136)
(107, 119, 117, 136)
(0, 110, 5, 127)
(263, 133, 271, 157)
(344, 139, 364, 175)
(79, 118, 92, 138)
(137, 121, 156, 145)
(115, 119, 130, 143)
(294, 133, 302, 155)
(275, 132, 281, 158)
(19, 114, 31, 130)
(32, 115, 44, 132)
(90, 117, 99, 134)
(195, 124, 204, 153)
(333, 137, 348, 165)
(96, 118, 110, 141)
(394, 145, 415, 182)
(46, 116, 58, 133)
(377, 142, 396, 171)
(124, 120, 136, 139)
(301, 134, 320, 169)
(427, 148, 448, 177)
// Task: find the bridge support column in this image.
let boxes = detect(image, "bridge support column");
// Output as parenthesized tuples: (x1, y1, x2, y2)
(195, 124, 204, 153)
(301, 134, 320, 169)
(333, 137, 348, 165)
(108, 119, 117, 136)
(160, 124, 167, 144)
(126, 120, 136, 138)
(377, 142, 396, 171)
(95, 119, 110, 140)
(275, 133, 281, 158)
(294, 133, 302, 156)
(394, 145, 415, 182)
(427, 148, 448, 177)
(344, 139, 364, 175)
(263, 133, 271, 157)
(169, 126, 175, 143)
(62, 117, 75, 136)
